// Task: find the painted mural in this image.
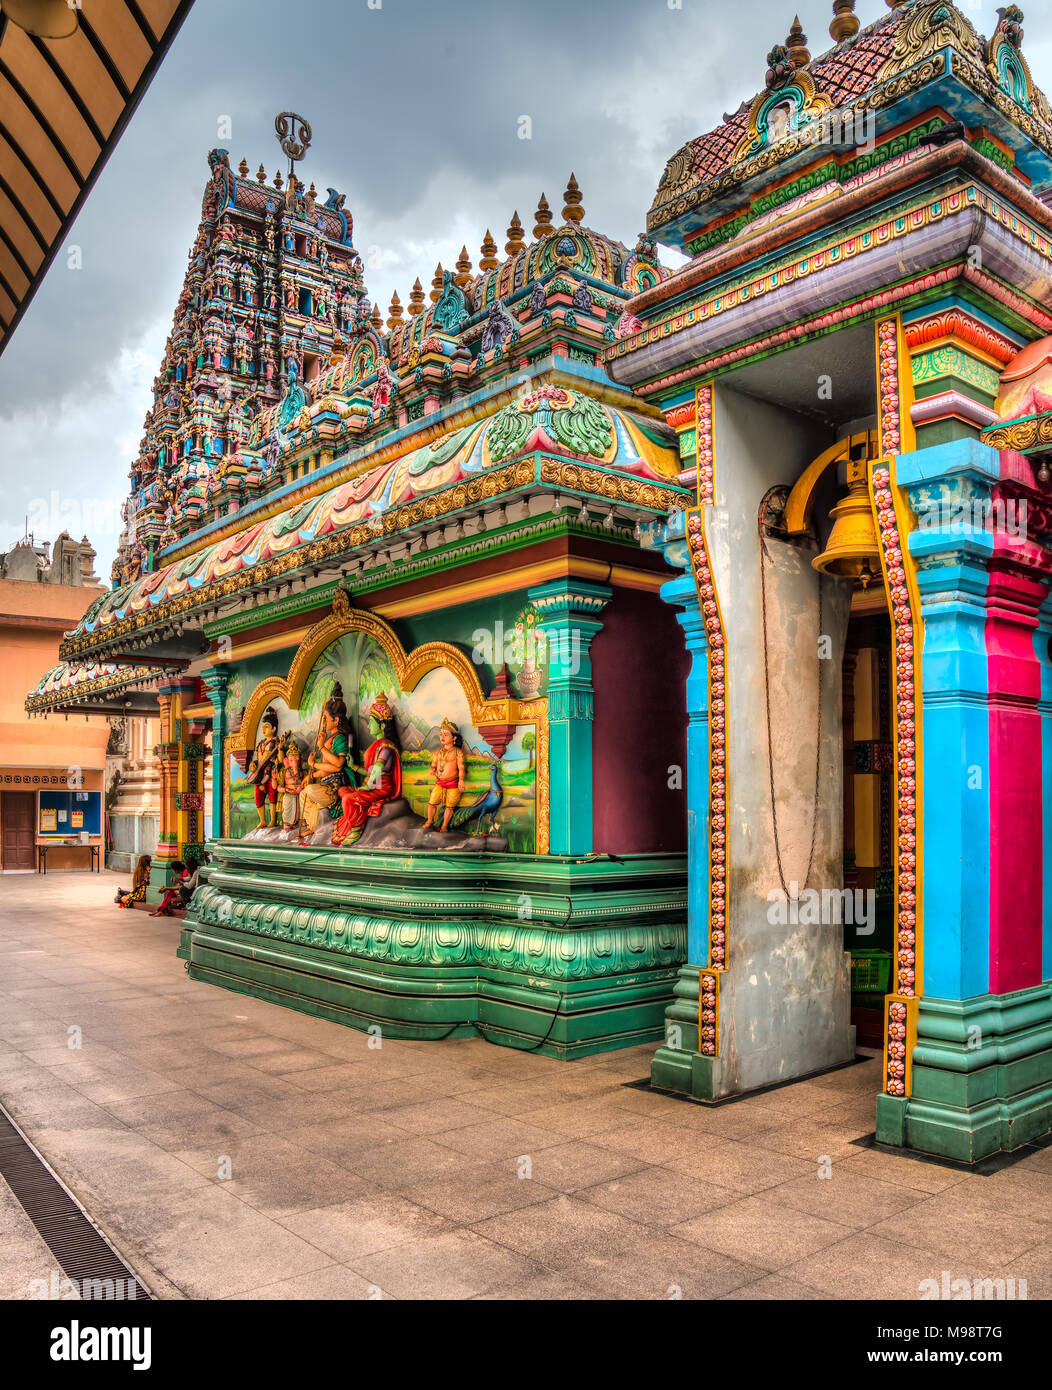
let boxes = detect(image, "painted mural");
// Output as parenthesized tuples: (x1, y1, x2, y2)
(228, 631, 538, 851)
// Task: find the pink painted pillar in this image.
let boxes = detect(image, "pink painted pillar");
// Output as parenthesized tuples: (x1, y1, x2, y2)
(986, 565, 1044, 991)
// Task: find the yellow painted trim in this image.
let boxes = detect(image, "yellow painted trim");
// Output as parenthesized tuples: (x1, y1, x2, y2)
(214, 627, 314, 665)
(373, 557, 664, 621)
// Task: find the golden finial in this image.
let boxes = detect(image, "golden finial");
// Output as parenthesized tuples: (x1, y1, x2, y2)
(786, 15, 810, 67)
(274, 169, 284, 190)
(370, 303, 383, 333)
(408, 277, 426, 316)
(256, 163, 267, 185)
(505, 212, 525, 257)
(238, 156, 249, 178)
(430, 263, 445, 303)
(829, 0, 859, 42)
(307, 181, 317, 200)
(533, 193, 553, 240)
(562, 173, 584, 226)
(479, 230, 499, 272)
(455, 246, 473, 289)
(386, 291, 404, 329)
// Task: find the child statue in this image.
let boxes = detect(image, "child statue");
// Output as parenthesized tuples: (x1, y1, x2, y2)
(331, 693, 402, 847)
(423, 718, 466, 833)
(247, 706, 281, 827)
(277, 734, 307, 832)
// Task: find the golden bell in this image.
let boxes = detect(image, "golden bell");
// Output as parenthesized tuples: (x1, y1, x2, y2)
(0, 0, 79, 38)
(812, 469, 881, 585)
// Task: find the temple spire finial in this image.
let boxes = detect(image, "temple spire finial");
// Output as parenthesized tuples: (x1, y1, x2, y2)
(386, 291, 404, 329)
(479, 230, 499, 272)
(533, 193, 553, 240)
(408, 278, 426, 316)
(786, 15, 810, 68)
(430, 263, 444, 304)
(829, 0, 859, 43)
(562, 173, 584, 226)
(505, 211, 525, 257)
(370, 303, 383, 333)
(455, 245, 473, 289)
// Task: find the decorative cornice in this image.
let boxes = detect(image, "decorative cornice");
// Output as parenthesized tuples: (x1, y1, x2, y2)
(910, 391, 1000, 429)
(983, 412, 1052, 454)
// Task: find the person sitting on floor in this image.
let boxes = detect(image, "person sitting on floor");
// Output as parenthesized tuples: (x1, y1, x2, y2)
(114, 854, 152, 909)
(150, 861, 187, 917)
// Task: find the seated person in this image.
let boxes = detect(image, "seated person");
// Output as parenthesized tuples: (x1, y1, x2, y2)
(150, 861, 187, 917)
(115, 854, 152, 908)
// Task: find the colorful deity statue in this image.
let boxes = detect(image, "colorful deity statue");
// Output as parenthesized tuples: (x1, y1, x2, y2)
(247, 705, 281, 827)
(331, 694, 403, 847)
(277, 734, 307, 831)
(422, 718, 466, 833)
(300, 682, 352, 837)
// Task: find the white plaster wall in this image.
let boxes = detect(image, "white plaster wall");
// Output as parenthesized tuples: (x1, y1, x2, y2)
(707, 383, 855, 1093)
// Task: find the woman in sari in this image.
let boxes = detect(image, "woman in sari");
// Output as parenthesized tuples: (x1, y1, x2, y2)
(300, 683, 352, 838)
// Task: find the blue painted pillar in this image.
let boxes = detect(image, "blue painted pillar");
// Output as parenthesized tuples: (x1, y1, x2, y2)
(529, 578, 611, 855)
(665, 570, 710, 966)
(202, 665, 229, 842)
(897, 440, 996, 1001)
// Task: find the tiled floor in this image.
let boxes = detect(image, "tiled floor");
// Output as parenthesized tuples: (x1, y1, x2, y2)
(1, 870, 1050, 1300)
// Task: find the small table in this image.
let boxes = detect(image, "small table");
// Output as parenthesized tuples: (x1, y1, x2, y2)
(37, 843, 100, 874)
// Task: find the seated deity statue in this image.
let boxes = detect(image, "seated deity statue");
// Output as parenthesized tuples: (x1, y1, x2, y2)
(331, 694, 403, 847)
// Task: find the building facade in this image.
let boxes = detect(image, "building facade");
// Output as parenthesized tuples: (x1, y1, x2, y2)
(2, 534, 109, 871)
(27, 1, 1052, 1162)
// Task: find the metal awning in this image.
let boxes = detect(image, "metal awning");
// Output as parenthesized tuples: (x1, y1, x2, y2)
(0, 0, 194, 355)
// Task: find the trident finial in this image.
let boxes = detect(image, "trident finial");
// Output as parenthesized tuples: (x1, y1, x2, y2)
(274, 112, 312, 182)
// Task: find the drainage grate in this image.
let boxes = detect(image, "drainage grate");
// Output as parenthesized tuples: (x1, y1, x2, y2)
(0, 1103, 151, 1299)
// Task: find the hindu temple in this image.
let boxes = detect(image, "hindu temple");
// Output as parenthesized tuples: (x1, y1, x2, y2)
(27, 0, 1052, 1165)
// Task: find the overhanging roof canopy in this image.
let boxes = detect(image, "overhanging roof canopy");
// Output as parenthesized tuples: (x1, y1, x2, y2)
(25, 658, 169, 715)
(0, 0, 194, 355)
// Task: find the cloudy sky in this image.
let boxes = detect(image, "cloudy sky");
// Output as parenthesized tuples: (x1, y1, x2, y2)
(2, 0, 1052, 578)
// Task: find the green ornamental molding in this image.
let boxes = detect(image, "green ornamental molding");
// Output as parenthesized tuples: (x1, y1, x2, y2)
(190, 882, 685, 982)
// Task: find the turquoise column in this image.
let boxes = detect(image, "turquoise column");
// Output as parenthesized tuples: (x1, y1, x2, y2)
(529, 578, 610, 855)
(202, 666, 229, 842)
(897, 440, 995, 1000)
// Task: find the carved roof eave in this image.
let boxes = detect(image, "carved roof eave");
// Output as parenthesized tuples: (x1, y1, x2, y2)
(57, 457, 689, 666)
(608, 176, 1052, 394)
(983, 410, 1052, 455)
(25, 664, 170, 716)
(156, 358, 671, 572)
(647, 46, 1052, 241)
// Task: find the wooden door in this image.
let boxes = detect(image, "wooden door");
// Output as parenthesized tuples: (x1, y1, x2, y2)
(2, 792, 36, 870)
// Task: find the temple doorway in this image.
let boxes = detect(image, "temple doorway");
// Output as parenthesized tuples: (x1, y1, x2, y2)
(842, 604, 895, 1048)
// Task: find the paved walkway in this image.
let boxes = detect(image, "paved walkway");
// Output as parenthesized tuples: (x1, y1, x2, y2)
(1, 870, 1049, 1300)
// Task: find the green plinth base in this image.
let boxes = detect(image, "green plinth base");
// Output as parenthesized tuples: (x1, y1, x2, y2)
(178, 841, 687, 1060)
(875, 985, 1052, 1162)
(648, 964, 717, 1098)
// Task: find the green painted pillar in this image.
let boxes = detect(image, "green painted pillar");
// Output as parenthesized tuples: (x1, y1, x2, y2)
(530, 578, 610, 855)
(202, 666, 229, 842)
